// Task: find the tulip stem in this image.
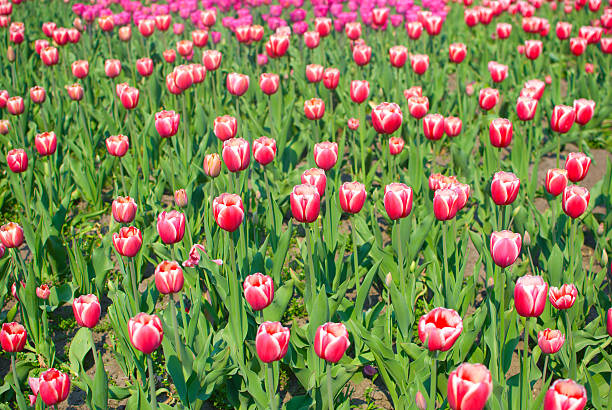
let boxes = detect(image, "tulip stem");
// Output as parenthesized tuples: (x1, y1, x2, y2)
(395, 221, 405, 296)
(129, 258, 139, 311)
(18, 179, 32, 227)
(352, 217, 360, 296)
(326, 362, 334, 410)
(89, 329, 99, 368)
(442, 222, 449, 303)
(556, 137, 561, 168)
(569, 220, 577, 284)
(182, 95, 189, 168)
(565, 310, 576, 379)
(304, 223, 316, 307)
(521, 316, 530, 409)
(429, 353, 437, 410)
(266, 363, 277, 410)
(147, 355, 157, 410)
(499, 266, 506, 384)
(169, 297, 182, 361)
(359, 104, 366, 181)
(11, 354, 23, 402)
(541, 355, 549, 387)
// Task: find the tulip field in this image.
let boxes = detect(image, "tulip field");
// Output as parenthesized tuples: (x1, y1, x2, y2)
(1, 0, 612, 408)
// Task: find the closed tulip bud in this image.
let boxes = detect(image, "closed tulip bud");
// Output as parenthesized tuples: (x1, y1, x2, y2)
(314, 322, 350, 362)
(565, 152, 591, 182)
(573, 99, 595, 126)
(35, 132, 57, 156)
(226, 72, 249, 96)
(490, 230, 521, 268)
(406, 21, 423, 38)
(490, 171, 520, 206)
(259, 73, 279, 95)
(339, 181, 366, 214)
(489, 118, 513, 148)
(315, 17, 332, 37)
(40, 46, 59, 66)
(202, 49, 222, 71)
(98, 15, 114, 32)
(112, 226, 142, 257)
(301, 168, 326, 197)
(38, 368, 70, 406)
(423, 14, 443, 35)
(212, 115, 237, 141)
(213, 193, 244, 232)
(322, 68, 339, 90)
(607, 308, 612, 337)
(418, 307, 463, 351)
(516, 96, 537, 121)
(350, 80, 370, 104)
(423, 113, 445, 141)
(203, 153, 221, 178)
(29, 86, 46, 104)
(117, 25, 131, 41)
(408, 96, 429, 119)
(538, 329, 565, 354)
(163, 49, 176, 63)
(72, 294, 101, 328)
(352, 44, 371, 66)
(290, 184, 320, 223)
(313, 141, 338, 170)
(112, 196, 137, 223)
(0, 120, 9, 135)
(71, 60, 89, 79)
(104, 59, 122, 78)
(372, 102, 402, 135)
(222, 138, 250, 172)
(119, 87, 139, 110)
(562, 185, 590, 218)
(549, 284, 578, 310)
(449, 42, 467, 63)
(304, 98, 325, 120)
(243, 273, 274, 311)
(7, 96, 24, 116)
(410, 53, 429, 75)
(415, 391, 427, 410)
(0, 90, 8, 108)
(448, 363, 492, 410)
(545, 169, 568, 196)
(389, 137, 405, 155)
(6, 148, 27, 173)
(0, 322, 27, 352)
(67, 28, 81, 43)
(36, 283, 49, 298)
(443, 116, 462, 137)
(389, 45, 408, 67)
(157, 211, 185, 244)
(154, 110, 180, 138)
(434, 188, 460, 220)
(514, 275, 548, 317)
(496, 22, 512, 39)
(154, 260, 184, 294)
(305, 64, 324, 83)
(384, 183, 413, 220)
(155, 15, 171, 31)
(0, 222, 23, 248)
(128, 313, 163, 354)
(543, 379, 587, 410)
(253, 137, 277, 166)
(488, 61, 508, 82)
(201, 10, 216, 27)
(65, 83, 84, 101)
(550, 105, 576, 134)
(479, 88, 500, 111)
(35, 40, 50, 56)
(256, 321, 290, 362)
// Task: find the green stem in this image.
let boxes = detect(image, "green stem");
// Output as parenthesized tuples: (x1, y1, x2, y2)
(90, 329, 99, 368)
(11, 355, 23, 402)
(429, 353, 437, 410)
(147, 355, 157, 410)
(569, 220, 577, 284)
(442, 222, 448, 303)
(326, 362, 334, 410)
(556, 136, 561, 168)
(352, 217, 360, 295)
(359, 104, 366, 181)
(129, 258, 139, 311)
(169, 298, 182, 361)
(267, 363, 277, 410)
(182, 96, 189, 168)
(397, 221, 405, 295)
(566, 310, 576, 379)
(305, 223, 317, 306)
(542, 355, 549, 386)
(499, 266, 506, 384)
(522, 317, 530, 409)
(18, 179, 32, 227)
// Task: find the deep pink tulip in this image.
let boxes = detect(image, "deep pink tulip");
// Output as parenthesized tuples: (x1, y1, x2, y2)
(30, 86, 46, 104)
(490, 171, 520, 206)
(6, 148, 27, 173)
(214, 115, 237, 141)
(524, 40, 543, 59)
(543, 379, 587, 410)
(489, 118, 513, 148)
(119, 87, 139, 110)
(516, 96, 538, 121)
(384, 183, 413, 220)
(39, 368, 70, 406)
(409, 54, 429, 75)
(106, 134, 129, 157)
(418, 307, 463, 352)
(202, 50, 222, 71)
(213, 193, 244, 232)
(562, 185, 590, 218)
(222, 138, 250, 172)
(313, 141, 338, 170)
(136, 58, 153, 77)
(514, 275, 548, 317)
(339, 181, 366, 214)
(253, 137, 276, 166)
(256, 321, 290, 362)
(389, 45, 408, 68)
(154, 260, 184, 294)
(433, 188, 459, 220)
(155, 110, 180, 138)
(372, 102, 402, 135)
(607, 308, 612, 337)
(314, 322, 350, 362)
(157, 211, 186, 244)
(259, 73, 280, 95)
(549, 284, 578, 310)
(243, 273, 274, 311)
(304, 98, 325, 120)
(352, 44, 371, 66)
(545, 169, 568, 196)
(551, 105, 576, 133)
(128, 313, 163, 354)
(490, 230, 521, 268)
(478, 88, 499, 111)
(488, 61, 508, 82)
(423, 114, 444, 141)
(112, 196, 137, 223)
(447, 363, 492, 410)
(290, 184, 320, 223)
(496, 22, 512, 39)
(407, 96, 429, 120)
(304, 31, 320, 49)
(305, 64, 324, 83)
(72, 294, 101, 328)
(112, 226, 142, 257)
(564, 152, 591, 182)
(0, 322, 27, 352)
(322, 68, 339, 90)
(265, 34, 290, 58)
(350, 80, 370, 104)
(538, 329, 565, 354)
(226, 73, 249, 96)
(301, 169, 326, 197)
(449, 43, 467, 63)
(389, 137, 405, 155)
(0, 222, 24, 248)
(36, 285, 50, 300)
(573, 99, 595, 125)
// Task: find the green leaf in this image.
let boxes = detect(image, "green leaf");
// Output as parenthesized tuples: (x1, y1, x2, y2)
(92, 352, 109, 410)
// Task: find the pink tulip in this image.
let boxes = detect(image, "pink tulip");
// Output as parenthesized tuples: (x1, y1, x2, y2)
(154, 260, 184, 294)
(222, 138, 250, 172)
(256, 321, 290, 362)
(490, 171, 520, 206)
(314, 322, 350, 362)
(372, 102, 402, 135)
(514, 275, 548, 317)
(36, 285, 50, 300)
(313, 141, 338, 170)
(213, 115, 237, 141)
(548, 284, 577, 310)
(35, 132, 57, 157)
(447, 363, 492, 410)
(384, 183, 413, 220)
(39, 368, 70, 406)
(545, 169, 568, 196)
(433, 188, 459, 221)
(0, 222, 24, 248)
(543, 379, 587, 410)
(0, 322, 27, 352)
(339, 181, 367, 214)
(562, 185, 590, 219)
(213, 193, 244, 232)
(72, 294, 101, 328)
(243, 273, 274, 311)
(290, 184, 320, 223)
(112, 226, 143, 257)
(490, 230, 521, 268)
(112, 196, 137, 223)
(418, 307, 463, 351)
(538, 329, 565, 354)
(301, 168, 326, 197)
(128, 313, 164, 354)
(564, 152, 591, 182)
(155, 110, 180, 138)
(157, 211, 186, 244)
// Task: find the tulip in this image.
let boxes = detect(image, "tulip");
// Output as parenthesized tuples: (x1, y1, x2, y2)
(30, 86, 46, 104)
(562, 185, 590, 218)
(243, 273, 274, 311)
(564, 152, 591, 182)
(252, 137, 277, 166)
(98, 15, 114, 32)
(490, 171, 520, 205)
(408, 96, 429, 119)
(136, 58, 153, 77)
(313, 141, 338, 170)
(65, 83, 84, 101)
(71, 60, 89, 79)
(106, 134, 129, 157)
(226, 73, 249, 96)
(450, 183, 471, 211)
(265, 34, 290, 58)
(444, 117, 462, 137)
(516, 96, 537, 121)
(256, 321, 290, 363)
(389, 137, 405, 155)
(6, 148, 27, 173)
(352, 44, 371, 66)
(514, 275, 548, 317)
(489, 118, 513, 148)
(488, 61, 508, 82)
(410, 54, 429, 75)
(449, 43, 467, 63)
(259, 73, 280, 95)
(350, 80, 370, 104)
(222, 138, 250, 172)
(607, 308, 612, 337)
(490, 230, 522, 268)
(0, 322, 27, 352)
(40, 46, 59, 66)
(157, 211, 186, 244)
(478, 88, 499, 111)
(0, 222, 24, 248)
(42, 22, 57, 38)
(0, 120, 9, 135)
(36, 284, 50, 300)
(202, 50, 222, 71)
(524, 40, 543, 59)
(104, 59, 121, 78)
(203, 153, 222, 177)
(389, 45, 408, 68)
(163, 49, 177, 63)
(569, 37, 587, 56)
(213, 115, 237, 141)
(251, 26, 265, 42)
(304, 98, 325, 120)
(538, 329, 565, 354)
(543, 379, 587, 410)
(173, 23, 185, 36)
(176, 40, 193, 58)
(384, 183, 413, 220)
(322, 68, 339, 90)
(496, 23, 512, 39)
(524, 79, 546, 100)
(406, 21, 423, 38)
(67, 28, 81, 44)
(447, 363, 492, 410)
(7, 96, 24, 116)
(372, 102, 402, 135)
(290, 184, 320, 223)
(339, 182, 366, 214)
(0, 90, 8, 108)
(233, 25, 249, 43)
(154, 260, 184, 295)
(314, 322, 350, 362)
(556, 22, 572, 39)
(305, 64, 324, 83)
(119, 86, 139, 110)
(434, 188, 460, 220)
(418, 307, 463, 351)
(213, 193, 245, 232)
(301, 168, 326, 197)
(423, 114, 444, 141)
(573, 99, 595, 126)
(72, 294, 101, 328)
(128, 313, 163, 354)
(545, 169, 568, 196)
(39, 368, 70, 406)
(549, 284, 578, 310)
(33, 132, 56, 157)
(112, 226, 142, 257)
(153, 110, 179, 139)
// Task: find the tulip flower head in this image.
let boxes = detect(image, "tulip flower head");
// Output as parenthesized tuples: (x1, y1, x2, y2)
(155, 260, 184, 294)
(256, 321, 290, 362)
(447, 363, 492, 410)
(543, 379, 587, 410)
(490, 230, 522, 268)
(0, 322, 27, 352)
(538, 328, 565, 354)
(514, 275, 548, 317)
(38, 368, 70, 406)
(549, 284, 578, 310)
(418, 307, 463, 351)
(128, 313, 164, 354)
(213, 193, 245, 232)
(314, 322, 350, 362)
(72, 294, 101, 328)
(243, 273, 274, 311)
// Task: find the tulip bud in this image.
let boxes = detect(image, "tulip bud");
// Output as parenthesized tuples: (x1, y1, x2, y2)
(213, 193, 245, 232)
(372, 102, 402, 135)
(290, 184, 320, 223)
(155, 110, 180, 138)
(6, 148, 28, 173)
(550, 105, 576, 133)
(348, 118, 360, 131)
(253, 137, 276, 166)
(490, 230, 521, 268)
(0, 322, 27, 352)
(256, 321, 290, 362)
(384, 183, 413, 220)
(203, 153, 221, 177)
(222, 138, 250, 172)
(543, 379, 587, 410)
(106, 134, 129, 157)
(243, 273, 274, 311)
(339, 181, 366, 214)
(313, 141, 338, 170)
(301, 168, 326, 197)
(7, 45, 15, 62)
(154, 260, 184, 294)
(0, 120, 9, 135)
(72, 294, 101, 328)
(314, 322, 350, 362)
(157, 211, 186, 244)
(0, 222, 24, 248)
(478, 88, 499, 111)
(523, 231, 531, 247)
(514, 275, 548, 317)
(423, 113, 445, 141)
(35, 132, 57, 156)
(408, 96, 429, 119)
(447, 363, 492, 410)
(389, 137, 405, 155)
(304, 98, 325, 120)
(562, 185, 590, 219)
(259, 73, 280, 95)
(128, 313, 164, 354)
(418, 307, 463, 351)
(538, 328, 565, 354)
(602, 249, 608, 267)
(350, 80, 370, 104)
(415, 391, 427, 410)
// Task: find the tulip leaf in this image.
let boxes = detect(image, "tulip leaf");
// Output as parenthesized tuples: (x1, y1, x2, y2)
(92, 352, 109, 410)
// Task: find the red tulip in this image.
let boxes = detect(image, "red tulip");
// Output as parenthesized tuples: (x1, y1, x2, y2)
(323, 68, 339, 90)
(449, 43, 467, 63)
(489, 118, 513, 148)
(36, 285, 50, 300)
(573, 99, 595, 126)
(6, 148, 27, 173)
(562, 185, 589, 218)
(112, 226, 142, 257)
(253, 137, 276, 166)
(243, 273, 274, 311)
(303, 31, 320, 49)
(154, 260, 184, 294)
(372, 7, 390, 26)
(350, 80, 370, 104)
(490, 230, 521, 268)
(434, 188, 460, 220)
(305, 64, 324, 83)
(265, 34, 290, 58)
(496, 22, 512, 39)
(112, 196, 137, 223)
(549, 284, 578, 310)
(7, 96, 24, 116)
(464, 9, 479, 27)
(290, 184, 320, 223)
(259, 73, 279, 95)
(423, 14, 443, 35)
(104, 59, 121, 78)
(352, 44, 372, 66)
(314, 322, 350, 362)
(409, 53, 429, 75)
(213, 193, 245, 232)
(65, 83, 84, 101)
(556, 22, 572, 39)
(408, 96, 429, 119)
(98, 15, 114, 32)
(128, 313, 163, 354)
(226, 73, 249, 96)
(313, 141, 338, 170)
(418, 307, 463, 351)
(202, 50, 222, 71)
(72, 294, 101, 328)
(545, 169, 568, 196)
(256, 321, 290, 362)
(569, 37, 587, 56)
(0, 222, 24, 248)
(389, 45, 408, 67)
(423, 113, 444, 141)
(339, 181, 366, 214)
(538, 329, 565, 354)
(153, 15, 170, 31)
(516, 96, 537, 121)
(213, 115, 237, 141)
(106, 134, 129, 157)
(514, 275, 548, 317)
(119, 86, 139, 110)
(444, 116, 462, 137)
(304, 98, 325, 120)
(157, 211, 185, 244)
(479, 88, 499, 111)
(315, 17, 332, 37)
(490, 171, 520, 206)
(42, 22, 57, 38)
(192, 29, 208, 47)
(204, 153, 221, 178)
(163, 49, 177, 63)
(384, 183, 413, 220)
(118, 25, 132, 41)
(372, 102, 402, 135)
(406, 21, 423, 39)
(564, 152, 591, 182)
(222, 138, 250, 172)
(176, 40, 193, 57)
(524, 40, 543, 59)
(301, 168, 326, 197)
(389, 137, 405, 155)
(39, 368, 70, 406)
(543, 379, 587, 410)
(0, 322, 27, 352)
(35, 132, 57, 156)
(136, 58, 153, 77)
(488, 61, 508, 82)
(153, 110, 180, 139)
(447, 363, 492, 410)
